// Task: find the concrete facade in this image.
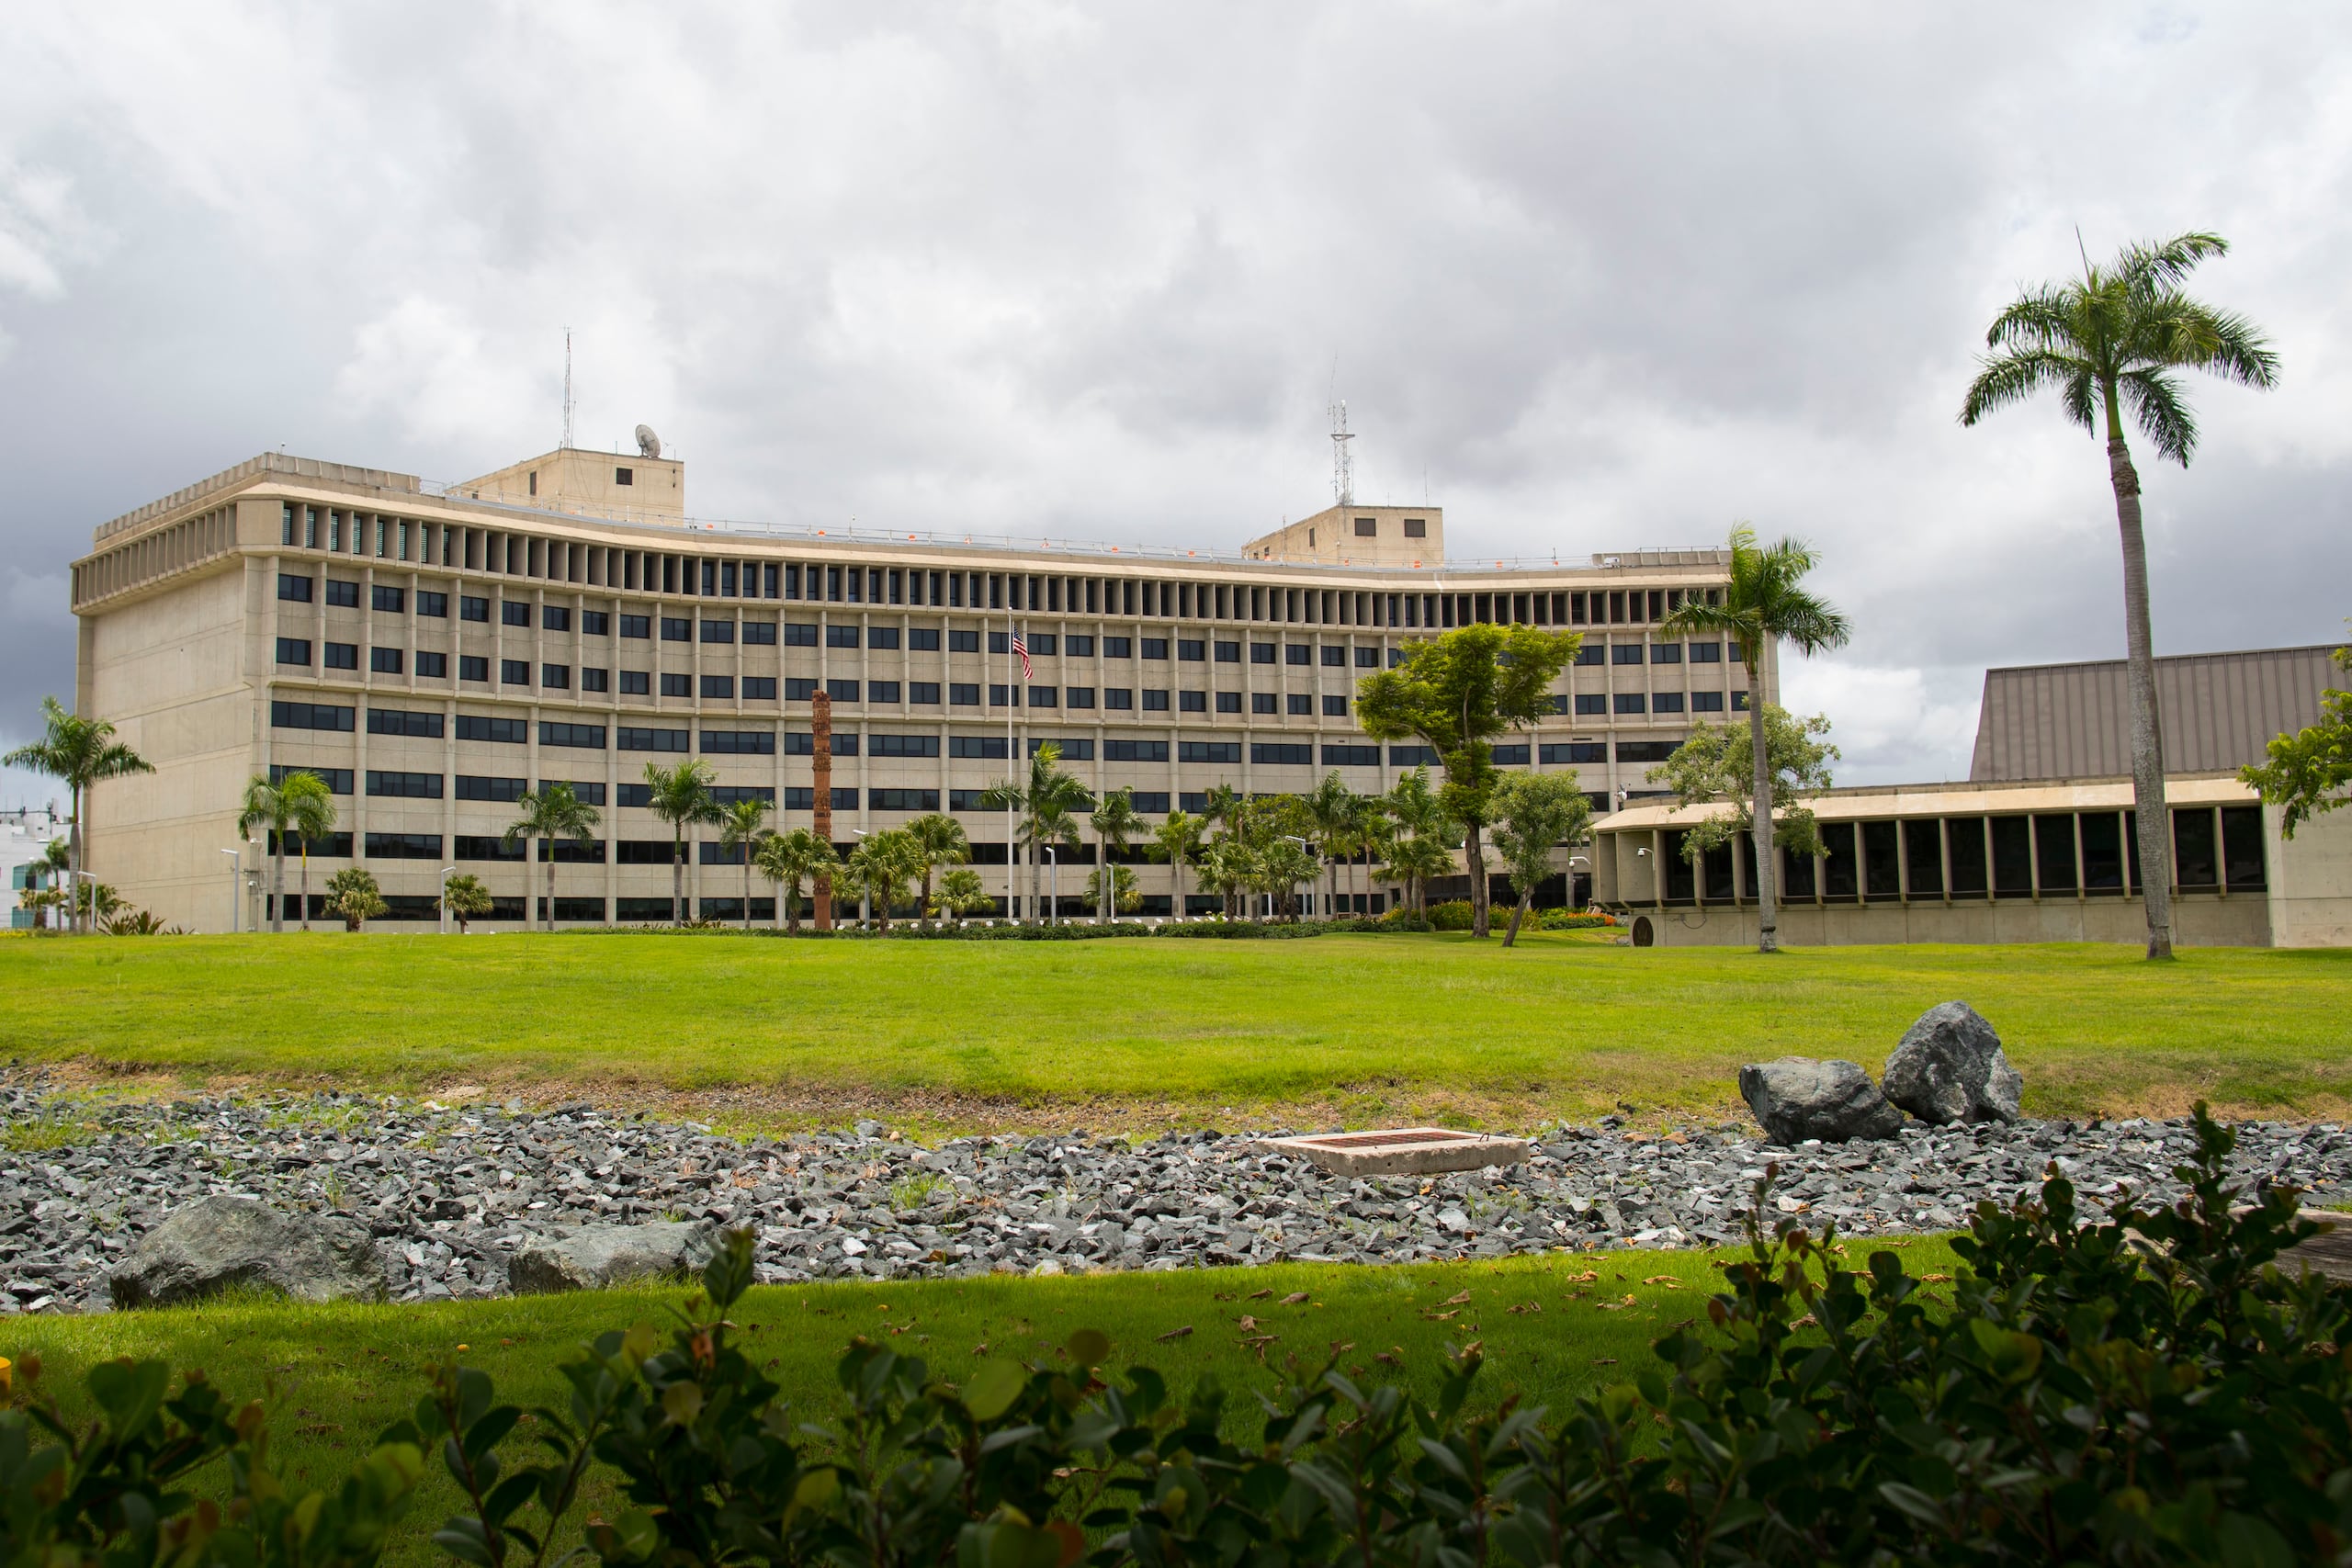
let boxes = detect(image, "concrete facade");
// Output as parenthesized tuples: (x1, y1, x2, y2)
(67, 449, 1758, 932)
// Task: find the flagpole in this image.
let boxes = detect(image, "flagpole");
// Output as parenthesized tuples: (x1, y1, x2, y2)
(1006, 604, 1015, 921)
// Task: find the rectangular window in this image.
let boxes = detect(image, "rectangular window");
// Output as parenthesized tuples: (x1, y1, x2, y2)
(416, 651, 447, 679)
(2221, 806, 2267, 890)
(661, 616, 692, 641)
(1144, 689, 1170, 711)
(1611, 644, 1645, 665)
(701, 619, 734, 643)
(949, 682, 980, 705)
(780, 621, 818, 647)
(620, 670, 650, 695)
(621, 614, 650, 638)
(743, 676, 777, 700)
(455, 714, 527, 743)
(1102, 687, 1133, 709)
(1862, 820, 1903, 899)
(1731, 691, 1750, 710)
(277, 573, 314, 603)
(989, 630, 1010, 654)
(616, 784, 653, 809)
(1652, 692, 1685, 714)
(945, 788, 989, 811)
(1250, 642, 1276, 664)
(702, 729, 775, 754)
(367, 706, 443, 739)
(1215, 641, 1240, 662)
(865, 680, 900, 703)
(1690, 691, 1725, 713)
(899, 680, 936, 705)
(700, 674, 734, 698)
(1030, 634, 1057, 656)
(269, 700, 356, 732)
(1389, 744, 1439, 766)
(1066, 686, 1096, 709)
(1027, 685, 1057, 707)
(1614, 740, 1679, 762)
(869, 787, 942, 811)
(858, 733, 930, 758)
(1179, 741, 1241, 763)
(949, 629, 979, 653)
(1320, 696, 1348, 717)
(2033, 815, 2078, 894)
(581, 609, 607, 635)
(1283, 694, 1310, 715)
(582, 666, 609, 692)
(1575, 644, 1605, 667)
(1613, 694, 1646, 715)
(369, 647, 403, 674)
(1989, 817, 2033, 895)
(1104, 636, 1131, 658)
(617, 727, 690, 752)
(660, 673, 690, 697)
(1321, 744, 1380, 766)
(1648, 642, 1682, 664)
(1104, 739, 1169, 761)
(1141, 637, 1168, 660)
(459, 655, 490, 683)
(1541, 742, 1610, 764)
(1179, 639, 1205, 661)
(453, 834, 524, 862)
(2174, 807, 2220, 888)
(2080, 812, 2126, 893)
(543, 605, 570, 631)
(1216, 692, 1243, 713)
(276, 637, 311, 665)
(827, 624, 860, 649)
(950, 735, 1010, 759)
(827, 678, 861, 702)
(1060, 635, 1091, 657)
(325, 579, 360, 608)
(1688, 642, 1721, 662)
(501, 660, 531, 685)
(363, 831, 442, 860)
(541, 664, 571, 690)
(741, 619, 776, 645)
(1283, 643, 1310, 666)
(784, 678, 816, 701)
(1318, 646, 1345, 667)
(1355, 646, 1380, 668)
(270, 763, 352, 794)
(540, 722, 605, 749)
(502, 601, 530, 627)
(1904, 818, 1945, 897)
(1491, 744, 1531, 765)
(1251, 743, 1312, 765)
(455, 774, 528, 803)
(1126, 791, 1170, 814)
(707, 785, 775, 807)
(461, 595, 490, 622)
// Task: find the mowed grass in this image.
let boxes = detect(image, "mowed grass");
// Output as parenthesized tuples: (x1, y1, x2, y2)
(2, 932, 2346, 1128)
(2, 1239, 1962, 1567)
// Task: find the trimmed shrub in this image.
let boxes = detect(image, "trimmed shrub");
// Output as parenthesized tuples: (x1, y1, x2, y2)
(1427, 899, 1474, 930)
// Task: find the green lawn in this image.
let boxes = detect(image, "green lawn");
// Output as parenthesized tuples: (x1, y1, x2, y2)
(2, 1237, 1962, 1566)
(2, 932, 2345, 1131)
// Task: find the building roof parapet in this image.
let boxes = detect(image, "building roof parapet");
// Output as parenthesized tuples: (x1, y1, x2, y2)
(94, 453, 422, 544)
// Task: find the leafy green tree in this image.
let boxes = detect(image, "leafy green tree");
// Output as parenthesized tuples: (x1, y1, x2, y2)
(1356, 623, 1577, 937)
(1489, 773, 1595, 947)
(930, 865, 993, 924)
(753, 827, 838, 934)
(1962, 231, 2278, 959)
(715, 796, 774, 933)
(979, 742, 1091, 925)
(503, 783, 603, 932)
(2244, 633, 2352, 838)
(1081, 863, 1143, 916)
(438, 872, 492, 934)
(237, 770, 336, 932)
(5, 696, 153, 935)
(1150, 808, 1204, 917)
(1649, 710, 1841, 894)
(324, 866, 387, 932)
(641, 760, 720, 927)
(845, 829, 923, 932)
(904, 813, 971, 923)
(1658, 527, 1851, 955)
(1088, 789, 1145, 923)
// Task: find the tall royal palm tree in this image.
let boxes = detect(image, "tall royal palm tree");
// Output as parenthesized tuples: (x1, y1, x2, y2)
(1302, 771, 1355, 919)
(1151, 808, 1204, 918)
(237, 770, 335, 932)
(905, 812, 971, 924)
(754, 827, 838, 934)
(979, 741, 1092, 925)
(1341, 793, 1392, 916)
(1088, 788, 1145, 923)
(716, 796, 774, 933)
(505, 783, 604, 931)
(1660, 525, 1850, 955)
(6, 696, 153, 934)
(1961, 231, 2278, 959)
(642, 760, 720, 926)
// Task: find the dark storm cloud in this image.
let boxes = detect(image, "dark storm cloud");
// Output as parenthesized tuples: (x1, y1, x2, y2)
(4, 2, 2347, 796)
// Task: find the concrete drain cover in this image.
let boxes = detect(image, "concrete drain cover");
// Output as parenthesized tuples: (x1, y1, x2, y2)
(1261, 1127, 1530, 1178)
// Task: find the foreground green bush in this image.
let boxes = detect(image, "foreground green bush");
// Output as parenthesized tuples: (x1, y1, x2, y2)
(9, 1108, 2347, 1566)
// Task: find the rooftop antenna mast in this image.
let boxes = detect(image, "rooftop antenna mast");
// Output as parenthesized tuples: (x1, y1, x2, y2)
(1329, 398, 1354, 506)
(560, 332, 574, 450)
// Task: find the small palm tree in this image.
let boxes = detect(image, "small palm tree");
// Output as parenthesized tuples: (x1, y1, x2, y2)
(1199, 836, 1256, 920)
(1083, 863, 1142, 917)
(439, 872, 492, 934)
(1659, 526, 1850, 955)
(931, 865, 993, 924)
(1302, 771, 1356, 918)
(504, 782, 603, 931)
(1380, 832, 1454, 918)
(846, 829, 922, 933)
(642, 760, 720, 927)
(979, 742, 1093, 925)
(754, 828, 838, 934)
(1260, 837, 1318, 922)
(1961, 231, 2278, 960)
(717, 796, 774, 933)
(1151, 809, 1204, 918)
(26, 838, 69, 931)
(323, 866, 387, 931)
(1340, 793, 1392, 916)
(1088, 789, 1145, 923)
(5, 697, 153, 935)
(237, 770, 337, 931)
(905, 812, 971, 925)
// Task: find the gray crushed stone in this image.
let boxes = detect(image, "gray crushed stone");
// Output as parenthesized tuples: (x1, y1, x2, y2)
(5, 1080, 2346, 1314)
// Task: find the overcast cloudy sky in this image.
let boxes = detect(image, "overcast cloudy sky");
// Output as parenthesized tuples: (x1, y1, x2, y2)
(4, 3, 2346, 803)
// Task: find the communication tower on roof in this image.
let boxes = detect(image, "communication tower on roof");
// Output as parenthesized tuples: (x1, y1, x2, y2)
(1329, 400, 1354, 506)
(560, 332, 575, 450)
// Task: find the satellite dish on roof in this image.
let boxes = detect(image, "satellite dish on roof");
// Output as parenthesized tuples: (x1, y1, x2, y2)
(634, 424, 662, 458)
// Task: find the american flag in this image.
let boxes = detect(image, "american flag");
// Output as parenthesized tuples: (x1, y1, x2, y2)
(1012, 630, 1033, 680)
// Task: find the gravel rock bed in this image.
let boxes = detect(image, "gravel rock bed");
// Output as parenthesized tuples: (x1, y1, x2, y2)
(6, 1082, 2348, 1315)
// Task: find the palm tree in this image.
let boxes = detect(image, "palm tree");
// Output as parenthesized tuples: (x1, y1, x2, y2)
(717, 796, 774, 933)
(1088, 789, 1145, 923)
(1302, 771, 1355, 918)
(905, 812, 971, 925)
(931, 865, 992, 924)
(979, 742, 1092, 925)
(5, 697, 153, 934)
(754, 828, 838, 934)
(1260, 837, 1318, 922)
(642, 760, 720, 927)
(1341, 794, 1392, 916)
(504, 782, 603, 931)
(1659, 526, 1850, 955)
(1381, 831, 1454, 919)
(27, 838, 69, 931)
(439, 872, 492, 934)
(324, 866, 387, 931)
(1151, 809, 1204, 918)
(1961, 231, 2278, 959)
(846, 829, 922, 933)
(1199, 836, 1256, 920)
(236, 770, 335, 932)
(1198, 784, 1243, 835)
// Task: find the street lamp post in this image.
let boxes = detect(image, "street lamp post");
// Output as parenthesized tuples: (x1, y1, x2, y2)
(851, 829, 870, 927)
(1283, 835, 1313, 920)
(218, 848, 242, 933)
(1045, 846, 1057, 926)
(439, 865, 458, 934)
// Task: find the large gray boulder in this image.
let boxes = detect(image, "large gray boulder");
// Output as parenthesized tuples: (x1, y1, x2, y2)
(1738, 1058, 1905, 1144)
(109, 1196, 389, 1308)
(1883, 1002, 2024, 1125)
(509, 1221, 718, 1294)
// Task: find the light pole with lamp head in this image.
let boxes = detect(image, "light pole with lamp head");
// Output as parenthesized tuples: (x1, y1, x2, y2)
(218, 848, 242, 933)
(851, 829, 871, 927)
(72, 870, 99, 933)
(439, 865, 458, 934)
(1044, 845, 1057, 925)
